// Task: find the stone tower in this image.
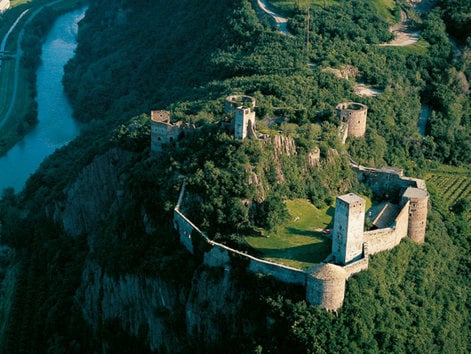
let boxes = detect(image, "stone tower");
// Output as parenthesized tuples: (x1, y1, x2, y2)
(225, 95, 256, 139)
(150, 110, 195, 153)
(332, 193, 365, 265)
(150, 110, 172, 153)
(402, 187, 429, 244)
(306, 263, 347, 311)
(336, 102, 368, 139)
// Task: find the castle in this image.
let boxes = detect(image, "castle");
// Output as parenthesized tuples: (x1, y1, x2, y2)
(151, 95, 257, 153)
(150, 110, 196, 153)
(224, 95, 257, 139)
(152, 94, 428, 312)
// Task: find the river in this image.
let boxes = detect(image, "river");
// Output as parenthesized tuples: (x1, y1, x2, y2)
(0, 7, 86, 193)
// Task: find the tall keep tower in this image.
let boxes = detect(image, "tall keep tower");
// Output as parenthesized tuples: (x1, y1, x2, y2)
(225, 95, 256, 139)
(402, 187, 429, 244)
(332, 193, 366, 265)
(336, 102, 368, 139)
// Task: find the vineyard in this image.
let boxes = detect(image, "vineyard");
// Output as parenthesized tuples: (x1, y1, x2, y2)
(425, 167, 471, 220)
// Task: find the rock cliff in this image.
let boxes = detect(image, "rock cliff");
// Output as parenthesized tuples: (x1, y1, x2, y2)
(53, 148, 133, 237)
(47, 146, 251, 351)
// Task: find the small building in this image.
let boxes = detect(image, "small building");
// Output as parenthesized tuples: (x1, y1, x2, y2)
(336, 102, 368, 143)
(225, 95, 257, 139)
(150, 110, 196, 153)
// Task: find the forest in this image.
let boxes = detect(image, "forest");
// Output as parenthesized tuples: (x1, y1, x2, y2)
(0, 0, 469, 352)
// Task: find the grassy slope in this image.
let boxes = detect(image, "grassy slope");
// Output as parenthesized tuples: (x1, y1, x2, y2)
(245, 196, 372, 269)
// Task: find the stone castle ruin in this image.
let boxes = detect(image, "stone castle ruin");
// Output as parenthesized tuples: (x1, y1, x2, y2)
(336, 102, 368, 143)
(172, 165, 429, 312)
(224, 95, 257, 139)
(317, 168, 429, 310)
(151, 95, 257, 153)
(150, 110, 196, 153)
(149, 94, 428, 312)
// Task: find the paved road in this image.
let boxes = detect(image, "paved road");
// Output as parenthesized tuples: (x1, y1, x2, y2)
(0, 0, 63, 129)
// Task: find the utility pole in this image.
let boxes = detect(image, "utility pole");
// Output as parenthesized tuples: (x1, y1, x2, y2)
(306, 7, 310, 65)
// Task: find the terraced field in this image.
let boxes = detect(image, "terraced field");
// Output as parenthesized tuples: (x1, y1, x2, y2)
(425, 167, 471, 221)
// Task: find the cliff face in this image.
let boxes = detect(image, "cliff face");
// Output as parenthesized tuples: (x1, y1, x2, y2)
(53, 148, 133, 237)
(46, 146, 250, 351)
(76, 259, 187, 352)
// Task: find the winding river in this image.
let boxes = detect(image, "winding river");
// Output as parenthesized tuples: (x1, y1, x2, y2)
(0, 7, 86, 193)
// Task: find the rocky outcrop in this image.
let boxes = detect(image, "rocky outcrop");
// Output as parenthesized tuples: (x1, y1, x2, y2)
(53, 148, 133, 237)
(186, 267, 245, 342)
(76, 260, 187, 352)
(307, 147, 320, 168)
(272, 135, 296, 156)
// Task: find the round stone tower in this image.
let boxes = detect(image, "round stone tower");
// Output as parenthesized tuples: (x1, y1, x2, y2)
(402, 187, 429, 244)
(306, 263, 347, 312)
(336, 102, 368, 138)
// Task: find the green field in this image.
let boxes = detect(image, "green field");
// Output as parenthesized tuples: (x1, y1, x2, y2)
(245, 198, 333, 270)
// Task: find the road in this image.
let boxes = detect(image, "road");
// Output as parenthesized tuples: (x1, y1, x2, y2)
(0, 0, 63, 129)
(256, 0, 290, 35)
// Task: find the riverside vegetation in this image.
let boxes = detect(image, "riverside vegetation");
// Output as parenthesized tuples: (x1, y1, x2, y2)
(0, 0, 469, 352)
(0, 0, 88, 156)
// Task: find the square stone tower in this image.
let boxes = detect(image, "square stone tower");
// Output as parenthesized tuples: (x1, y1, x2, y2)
(234, 107, 256, 139)
(332, 193, 366, 265)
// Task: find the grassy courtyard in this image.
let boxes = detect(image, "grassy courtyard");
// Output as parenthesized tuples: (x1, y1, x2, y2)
(245, 198, 334, 270)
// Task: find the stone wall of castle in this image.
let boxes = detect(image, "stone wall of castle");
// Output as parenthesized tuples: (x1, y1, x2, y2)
(363, 200, 410, 255)
(352, 164, 423, 197)
(150, 110, 196, 153)
(342, 254, 369, 279)
(174, 203, 306, 286)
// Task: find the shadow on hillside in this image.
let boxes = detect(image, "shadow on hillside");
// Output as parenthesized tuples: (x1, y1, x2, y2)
(257, 240, 332, 264)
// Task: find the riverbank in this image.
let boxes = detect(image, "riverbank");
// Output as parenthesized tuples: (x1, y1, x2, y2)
(0, 5, 85, 193)
(0, 0, 87, 157)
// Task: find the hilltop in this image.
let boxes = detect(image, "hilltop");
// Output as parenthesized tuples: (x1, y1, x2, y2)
(0, 0, 469, 352)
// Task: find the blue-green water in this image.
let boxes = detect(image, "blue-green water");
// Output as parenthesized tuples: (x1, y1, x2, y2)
(0, 7, 86, 193)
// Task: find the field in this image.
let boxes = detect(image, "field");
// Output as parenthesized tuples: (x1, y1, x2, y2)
(245, 198, 334, 270)
(425, 165, 471, 220)
(267, 0, 396, 22)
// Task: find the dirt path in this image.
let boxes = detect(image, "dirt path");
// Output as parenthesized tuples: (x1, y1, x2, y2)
(380, 8, 420, 47)
(256, 0, 290, 35)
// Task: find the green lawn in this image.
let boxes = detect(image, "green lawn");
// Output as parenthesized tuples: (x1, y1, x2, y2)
(245, 198, 334, 270)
